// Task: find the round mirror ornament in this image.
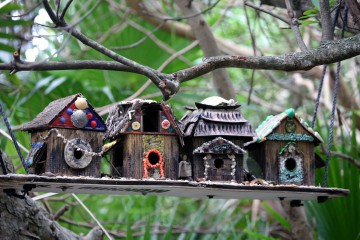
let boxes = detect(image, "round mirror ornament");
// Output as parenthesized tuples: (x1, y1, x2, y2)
(71, 110, 88, 128)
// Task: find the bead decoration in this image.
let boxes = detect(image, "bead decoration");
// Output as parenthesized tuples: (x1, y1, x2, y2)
(39, 129, 103, 157)
(67, 108, 73, 115)
(74, 97, 88, 110)
(60, 117, 66, 123)
(91, 120, 97, 128)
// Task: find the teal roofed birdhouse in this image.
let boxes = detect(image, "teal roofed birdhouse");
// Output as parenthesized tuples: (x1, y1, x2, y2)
(22, 94, 106, 177)
(244, 108, 323, 186)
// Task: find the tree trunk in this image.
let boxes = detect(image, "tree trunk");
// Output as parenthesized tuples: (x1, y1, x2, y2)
(0, 150, 103, 240)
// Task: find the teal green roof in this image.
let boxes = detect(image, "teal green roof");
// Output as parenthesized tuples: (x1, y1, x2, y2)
(248, 108, 323, 144)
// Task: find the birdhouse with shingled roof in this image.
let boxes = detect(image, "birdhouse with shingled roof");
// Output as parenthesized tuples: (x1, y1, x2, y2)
(179, 96, 255, 183)
(244, 108, 323, 186)
(104, 99, 182, 180)
(22, 93, 106, 177)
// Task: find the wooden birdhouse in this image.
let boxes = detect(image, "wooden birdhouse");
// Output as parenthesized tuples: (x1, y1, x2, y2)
(104, 99, 182, 180)
(22, 94, 106, 177)
(180, 97, 255, 182)
(244, 108, 323, 186)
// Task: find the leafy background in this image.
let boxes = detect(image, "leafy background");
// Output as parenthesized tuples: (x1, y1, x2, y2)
(0, 1, 359, 239)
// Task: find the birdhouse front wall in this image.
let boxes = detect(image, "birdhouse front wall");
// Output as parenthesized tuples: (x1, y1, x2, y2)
(114, 134, 179, 179)
(30, 129, 103, 177)
(260, 119, 315, 185)
(189, 137, 244, 182)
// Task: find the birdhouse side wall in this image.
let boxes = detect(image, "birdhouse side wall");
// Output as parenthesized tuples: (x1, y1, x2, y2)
(30, 130, 49, 174)
(45, 129, 103, 177)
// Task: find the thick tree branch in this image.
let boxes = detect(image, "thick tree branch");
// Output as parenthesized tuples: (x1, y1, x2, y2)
(1, 33, 360, 87)
(0, 60, 136, 72)
(175, 33, 360, 82)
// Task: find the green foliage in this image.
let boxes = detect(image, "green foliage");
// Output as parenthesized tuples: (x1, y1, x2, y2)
(0, 1, 359, 239)
(306, 111, 360, 240)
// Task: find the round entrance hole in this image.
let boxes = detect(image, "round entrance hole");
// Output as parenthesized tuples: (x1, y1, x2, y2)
(285, 158, 296, 171)
(214, 159, 224, 169)
(148, 151, 160, 165)
(74, 149, 83, 160)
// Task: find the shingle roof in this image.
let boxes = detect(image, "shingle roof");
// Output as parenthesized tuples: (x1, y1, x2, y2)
(193, 137, 245, 154)
(104, 99, 182, 140)
(22, 94, 79, 131)
(22, 93, 106, 132)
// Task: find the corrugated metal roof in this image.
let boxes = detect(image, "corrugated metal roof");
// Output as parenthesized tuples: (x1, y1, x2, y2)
(180, 103, 254, 138)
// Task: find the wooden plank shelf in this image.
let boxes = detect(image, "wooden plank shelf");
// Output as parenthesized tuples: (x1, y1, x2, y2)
(0, 174, 349, 202)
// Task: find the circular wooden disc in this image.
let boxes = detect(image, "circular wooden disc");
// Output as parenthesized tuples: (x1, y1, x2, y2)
(64, 138, 93, 169)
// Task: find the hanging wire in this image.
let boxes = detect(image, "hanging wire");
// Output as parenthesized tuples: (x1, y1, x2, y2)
(323, 4, 348, 187)
(0, 101, 29, 173)
(311, 1, 342, 128)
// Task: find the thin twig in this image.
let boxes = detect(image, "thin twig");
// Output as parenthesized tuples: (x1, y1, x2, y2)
(143, 0, 221, 21)
(71, 194, 112, 240)
(0, 129, 29, 153)
(244, 2, 290, 24)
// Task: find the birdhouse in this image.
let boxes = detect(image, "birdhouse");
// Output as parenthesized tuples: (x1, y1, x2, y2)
(179, 97, 255, 182)
(22, 94, 106, 177)
(244, 108, 323, 186)
(104, 99, 182, 180)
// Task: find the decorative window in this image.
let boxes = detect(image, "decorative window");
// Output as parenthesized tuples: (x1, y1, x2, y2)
(279, 143, 304, 184)
(143, 149, 164, 178)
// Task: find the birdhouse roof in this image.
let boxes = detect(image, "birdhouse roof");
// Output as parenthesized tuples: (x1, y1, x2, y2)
(104, 99, 182, 140)
(193, 137, 245, 154)
(180, 97, 254, 139)
(22, 93, 106, 132)
(245, 108, 323, 147)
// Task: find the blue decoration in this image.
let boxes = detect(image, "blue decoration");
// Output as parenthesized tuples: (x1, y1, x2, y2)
(67, 108, 73, 115)
(60, 117, 66, 123)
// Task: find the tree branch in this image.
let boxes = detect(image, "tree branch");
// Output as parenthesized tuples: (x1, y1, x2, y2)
(319, 0, 334, 42)
(175, 0, 236, 100)
(1, 33, 360, 89)
(175, 33, 360, 82)
(42, 0, 179, 100)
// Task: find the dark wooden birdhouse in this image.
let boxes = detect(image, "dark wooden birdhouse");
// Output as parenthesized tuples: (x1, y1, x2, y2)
(104, 99, 182, 180)
(244, 108, 323, 186)
(22, 94, 106, 177)
(180, 97, 254, 183)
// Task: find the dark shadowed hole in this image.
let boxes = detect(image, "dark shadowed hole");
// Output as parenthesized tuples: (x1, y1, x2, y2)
(214, 158, 224, 169)
(285, 158, 296, 171)
(148, 152, 160, 165)
(74, 149, 83, 160)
